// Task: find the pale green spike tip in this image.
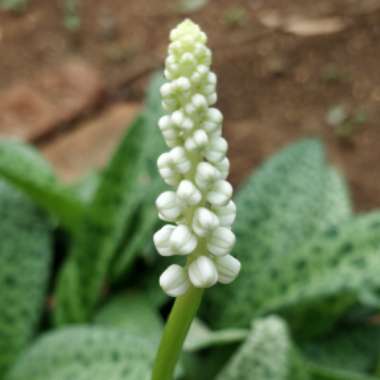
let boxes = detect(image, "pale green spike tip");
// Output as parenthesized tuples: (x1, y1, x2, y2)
(170, 18, 207, 44)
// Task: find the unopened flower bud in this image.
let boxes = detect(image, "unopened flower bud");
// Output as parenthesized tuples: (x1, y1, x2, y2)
(170, 225, 198, 255)
(177, 180, 202, 206)
(214, 255, 241, 284)
(160, 264, 190, 297)
(157, 152, 181, 186)
(153, 225, 176, 256)
(156, 191, 182, 222)
(213, 200, 237, 227)
(185, 129, 209, 151)
(188, 256, 218, 288)
(214, 158, 230, 180)
(193, 207, 219, 237)
(207, 227, 236, 257)
(170, 147, 191, 174)
(205, 136, 228, 163)
(207, 180, 233, 206)
(195, 162, 220, 189)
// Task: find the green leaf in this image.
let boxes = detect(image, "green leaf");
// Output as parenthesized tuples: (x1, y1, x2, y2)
(308, 362, 379, 380)
(216, 316, 309, 380)
(95, 292, 163, 344)
(6, 327, 155, 380)
(0, 181, 52, 377)
(111, 72, 167, 280)
(54, 115, 147, 324)
(0, 140, 85, 229)
(203, 139, 329, 329)
(319, 167, 352, 230)
(256, 212, 380, 336)
(302, 322, 380, 375)
(184, 319, 248, 352)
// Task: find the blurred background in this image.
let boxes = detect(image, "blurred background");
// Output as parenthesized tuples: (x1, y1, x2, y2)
(0, 0, 379, 210)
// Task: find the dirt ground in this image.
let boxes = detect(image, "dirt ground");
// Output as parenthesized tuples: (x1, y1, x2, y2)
(0, 0, 379, 211)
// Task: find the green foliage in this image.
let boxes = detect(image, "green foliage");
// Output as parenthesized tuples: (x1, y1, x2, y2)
(111, 73, 167, 279)
(216, 316, 309, 380)
(95, 292, 163, 344)
(184, 319, 247, 352)
(6, 327, 155, 380)
(0, 181, 52, 378)
(204, 139, 350, 330)
(0, 140, 85, 229)
(54, 115, 147, 324)
(302, 322, 380, 375)
(0, 69, 379, 380)
(260, 212, 380, 336)
(54, 73, 166, 325)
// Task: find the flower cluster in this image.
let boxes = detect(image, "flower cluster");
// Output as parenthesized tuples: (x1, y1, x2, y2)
(154, 19, 241, 297)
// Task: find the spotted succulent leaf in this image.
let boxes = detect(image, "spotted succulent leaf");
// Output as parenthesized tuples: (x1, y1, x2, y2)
(0, 181, 52, 377)
(216, 316, 309, 380)
(6, 327, 155, 380)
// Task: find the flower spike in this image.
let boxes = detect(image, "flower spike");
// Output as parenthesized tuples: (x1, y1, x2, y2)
(154, 19, 241, 297)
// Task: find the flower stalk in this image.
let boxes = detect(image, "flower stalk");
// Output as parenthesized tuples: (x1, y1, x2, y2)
(151, 19, 241, 380)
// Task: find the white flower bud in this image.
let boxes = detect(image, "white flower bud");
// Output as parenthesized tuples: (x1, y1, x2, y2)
(185, 129, 209, 151)
(176, 77, 191, 91)
(188, 256, 218, 288)
(170, 147, 191, 174)
(193, 207, 219, 237)
(170, 225, 197, 255)
(207, 93, 217, 105)
(207, 108, 223, 124)
(177, 180, 202, 206)
(205, 136, 228, 163)
(157, 152, 181, 186)
(160, 264, 190, 297)
(207, 227, 236, 257)
(171, 110, 185, 127)
(195, 162, 220, 189)
(153, 225, 176, 256)
(214, 158, 230, 180)
(192, 94, 208, 110)
(160, 82, 173, 97)
(156, 191, 182, 222)
(214, 255, 241, 284)
(213, 200, 236, 227)
(207, 180, 233, 206)
(158, 115, 178, 148)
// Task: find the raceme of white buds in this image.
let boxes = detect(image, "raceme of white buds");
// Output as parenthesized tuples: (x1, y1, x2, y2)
(154, 19, 241, 297)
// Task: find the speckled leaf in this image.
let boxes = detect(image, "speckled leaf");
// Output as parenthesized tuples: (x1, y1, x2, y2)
(256, 212, 380, 336)
(95, 292, 163, 344)
(216, 316, 309, 380)
(184, 319, 248, 352)
(0, 140, 85, 229)
(319, 167, 352, 230)
(0, 181, 52, 378)
(6, 327, 155, 380)
(302, 322, 380, 375)
(203, 139, 328, 328)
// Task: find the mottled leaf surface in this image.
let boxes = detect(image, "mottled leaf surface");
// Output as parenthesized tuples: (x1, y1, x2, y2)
(0, 181, 52, 377)
(216, 316, 309, 380)
(7, 327, 155, 380)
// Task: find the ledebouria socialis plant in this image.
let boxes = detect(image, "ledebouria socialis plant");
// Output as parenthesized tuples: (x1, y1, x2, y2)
(151, 19, 241, 380)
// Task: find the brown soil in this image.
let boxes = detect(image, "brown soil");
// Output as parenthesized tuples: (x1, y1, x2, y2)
(0, 0, 379, 211)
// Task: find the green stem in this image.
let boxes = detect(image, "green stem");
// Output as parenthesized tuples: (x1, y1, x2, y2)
(151, 285, 204, 380)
